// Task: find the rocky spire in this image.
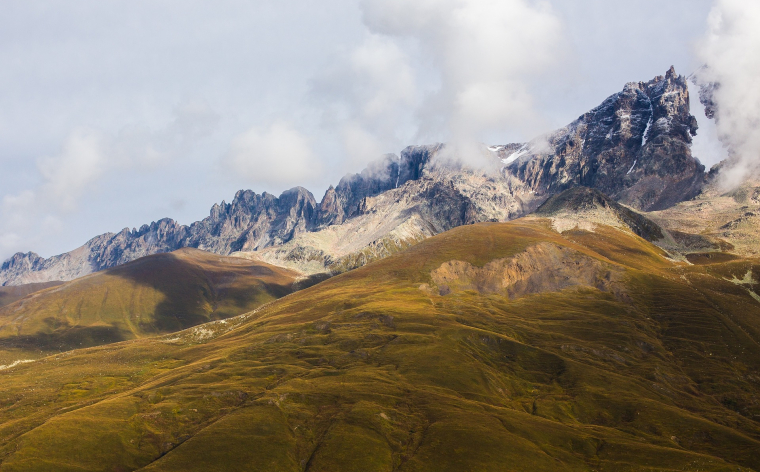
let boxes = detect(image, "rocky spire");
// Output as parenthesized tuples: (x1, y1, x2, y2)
(503, 66, 704, 211)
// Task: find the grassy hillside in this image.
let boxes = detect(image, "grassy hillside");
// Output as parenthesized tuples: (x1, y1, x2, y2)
(1, 220, 759, 471)
(0, 282, 63, 308)
(0, 248, 304, 363)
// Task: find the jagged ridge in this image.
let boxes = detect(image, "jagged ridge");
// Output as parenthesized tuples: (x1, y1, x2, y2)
(1, 67, 710, 285)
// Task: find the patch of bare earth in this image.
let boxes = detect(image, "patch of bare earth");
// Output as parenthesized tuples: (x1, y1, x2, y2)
(427, 242, 625, 299)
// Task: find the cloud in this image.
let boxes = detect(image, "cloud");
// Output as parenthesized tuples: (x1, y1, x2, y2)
(318, 0, 567, 171)
(0, 128, 109, 259)
(0, 191, 37, 254)
(224, 121, 321, 187)
(111, 99, 220, 170)
(35, 99, 218, 209)
(309, 32, 420, 172)
(0, 99, 219, 259)
(696, 0, 760, 188)
(37, 128, 108, 212)
(341, 123, 387, 171)
(688, 78, 729, 170)
(349, 35, 418, 123)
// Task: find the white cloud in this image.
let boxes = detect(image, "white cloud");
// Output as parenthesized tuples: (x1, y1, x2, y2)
(689, 78, 729, 170)
(349, 35, 418, 122)
(0, 191, 36, 255)
(341, 123, 387, 171)
(0, 130, 108, 258)
(111, 99, 220, 170)
(696, 0, 760, 188)
(309, 32, 421, 172)
(37, 128, 108, 212)
(224, 121, 321, 186)
(306, 0, 566, 174)
(353, 0, 566, 169)
(0, 99, 219, 259)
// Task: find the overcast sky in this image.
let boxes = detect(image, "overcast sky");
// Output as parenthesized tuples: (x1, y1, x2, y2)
(0, 0, 722, 260)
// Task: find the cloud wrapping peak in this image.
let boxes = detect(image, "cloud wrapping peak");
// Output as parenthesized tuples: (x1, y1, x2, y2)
(317, 0, 566, 171)
(366, 0, 564, 133)
(697, 0, 760, 188)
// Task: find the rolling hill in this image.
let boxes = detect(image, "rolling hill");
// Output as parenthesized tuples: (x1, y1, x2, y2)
(1, 215, 759, 471)
(0, 282, 63, 308)
(0, 248, 312, 365)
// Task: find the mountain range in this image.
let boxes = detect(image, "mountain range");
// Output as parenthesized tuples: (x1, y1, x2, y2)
(1, 67, 711, 286)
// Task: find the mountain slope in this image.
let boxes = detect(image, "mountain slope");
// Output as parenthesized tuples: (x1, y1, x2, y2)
(1, 219, 759, 471)
(0, 248, 304, 363)
(649, 177, 760, 258)
(0, 282, 63, 308)
(1, 67, 708, 285)
(533, 186, 665, 242)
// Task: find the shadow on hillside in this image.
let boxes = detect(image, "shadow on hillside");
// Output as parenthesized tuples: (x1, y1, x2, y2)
(292, 273, 333, 291)
(0, 251, 335, 355)
(109, 251, 330, 335)
(0, 281, 65, 308)
(0, 325, 126, 352)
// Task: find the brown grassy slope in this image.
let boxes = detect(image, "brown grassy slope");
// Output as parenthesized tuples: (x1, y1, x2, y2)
(0, 282, 64, 308)
(0, 248, 302, 363)
(1, 220, 760, 471)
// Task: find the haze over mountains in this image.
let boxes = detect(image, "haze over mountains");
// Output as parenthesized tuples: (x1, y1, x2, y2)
(0, 68, 718, 286)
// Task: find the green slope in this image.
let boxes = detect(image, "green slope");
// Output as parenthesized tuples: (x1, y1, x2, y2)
(1, 220, 759, 471)
(0, 248, 304, 363)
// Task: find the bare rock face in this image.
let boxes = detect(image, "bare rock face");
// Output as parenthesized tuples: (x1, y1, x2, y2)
(647, 177, 760, 258)
(314, 145, 444, 229)
(252, 176, 483, 275)
(315, 154, 400, 228)
(499, 66, 704, 211)
(1, 252, 44, 274)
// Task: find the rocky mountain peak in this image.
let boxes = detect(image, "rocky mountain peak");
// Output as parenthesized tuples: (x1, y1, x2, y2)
(1, 252, 44, 273)
(644, 65, 698, 144)
(314, 146, 443, 229)
(0, 186, 322, 286)
(500, 67, 704, 212)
